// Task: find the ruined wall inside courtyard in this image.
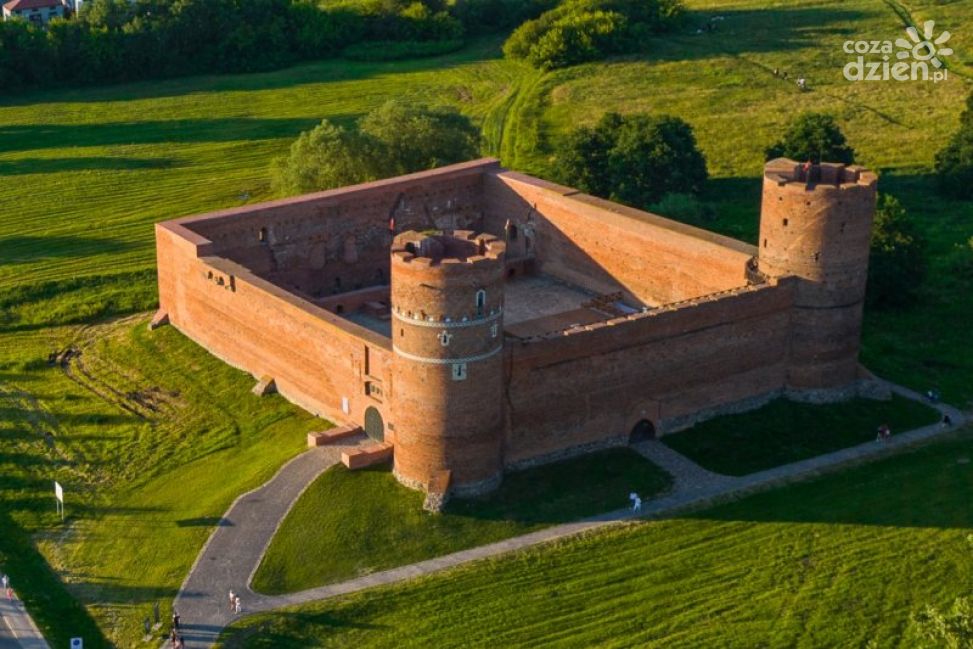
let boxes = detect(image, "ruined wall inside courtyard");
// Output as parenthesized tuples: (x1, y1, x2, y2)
(184, 160, 498, 299)
(482, 171, 757, 306)
(502, 280, 797, 465)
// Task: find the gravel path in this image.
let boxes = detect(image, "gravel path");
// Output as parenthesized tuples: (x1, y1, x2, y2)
(171, 382, 965, 648)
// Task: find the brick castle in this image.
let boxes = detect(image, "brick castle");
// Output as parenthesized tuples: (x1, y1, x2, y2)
(153, 157, 880, 500)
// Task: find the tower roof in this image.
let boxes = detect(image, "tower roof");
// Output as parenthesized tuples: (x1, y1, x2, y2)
(765, 158, 877, 191)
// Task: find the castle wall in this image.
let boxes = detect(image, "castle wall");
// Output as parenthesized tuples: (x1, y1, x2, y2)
(482, 171, 757, 305)
(178, 160, 498, 298)
(155, 221, 394, 431)
(503, 280, 797, 464)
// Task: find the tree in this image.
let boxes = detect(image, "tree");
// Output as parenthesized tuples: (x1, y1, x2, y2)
(270, 120, 382, 195)
(935, 91, 973, 199)
(359, 100, 480, 175)
(557, 112, 708, 207)
(765, 112, 856, 164)
(913, 596, 973, 649)
(867, 194, 927, 309)
(271, 101, 480, 195)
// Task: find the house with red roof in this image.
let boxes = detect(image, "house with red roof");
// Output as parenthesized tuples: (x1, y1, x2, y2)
(2, 0, 67, 25)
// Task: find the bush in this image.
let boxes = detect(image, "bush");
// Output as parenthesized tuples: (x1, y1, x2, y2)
(935, 91, 973, 199)
(503, 0, 682, 69)
(271, 121, 382, 195)
(557, 112, 707, 207)
(359, 101, 481, 174)
(913, 596, 973, 649)
(765, 112, 856, 164)
(271, 100, 480, 195)
(867, 194, 927, 310)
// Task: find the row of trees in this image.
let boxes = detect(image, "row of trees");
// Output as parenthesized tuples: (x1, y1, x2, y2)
(503, 0, 683, 69)
(0, 0, 555, 93)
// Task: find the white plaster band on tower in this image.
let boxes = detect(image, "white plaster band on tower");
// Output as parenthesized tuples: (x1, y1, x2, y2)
(392, 308, 503, 328)
(392, 345, 503, 365)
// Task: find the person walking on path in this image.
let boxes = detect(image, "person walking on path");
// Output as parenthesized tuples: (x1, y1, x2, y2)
(172, 610, 180, 631)
(1, 574, 8, 591)
(234, 595, 242, 615)
(229, 589, 235, 612)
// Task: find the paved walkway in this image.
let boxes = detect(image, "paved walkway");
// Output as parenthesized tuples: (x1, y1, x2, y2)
(169, 436, 366, 648)
(0, 593, 50, 649)
(171, 383, 966, 648)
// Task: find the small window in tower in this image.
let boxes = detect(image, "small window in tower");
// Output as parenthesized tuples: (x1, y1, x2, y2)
(763, 238, 768, 248)
(813, 252, 820, 261)
(475, 290, 486, 316)
(258, 227, 267, 242)
(509, 224, 518, 240)
(452, 363, 468, 381)
(400, 328, 405, 337)
(782, 218, 789, 227)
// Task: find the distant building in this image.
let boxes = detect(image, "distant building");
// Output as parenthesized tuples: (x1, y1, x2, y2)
(2, 0, 67, 25)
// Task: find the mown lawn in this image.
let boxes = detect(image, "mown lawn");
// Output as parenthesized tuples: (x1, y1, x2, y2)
(0, 318, 322, 647)
(220, 428, 973, 649)
(662, 395, 941, 475)
(252, 448, 672, 594)
(0, 0, 971, 644)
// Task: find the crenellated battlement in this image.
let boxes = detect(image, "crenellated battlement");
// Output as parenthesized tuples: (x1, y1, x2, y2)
(391, 230, 505, 271)
(764, 158, 877, 193)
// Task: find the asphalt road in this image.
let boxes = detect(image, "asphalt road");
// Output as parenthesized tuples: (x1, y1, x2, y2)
(0, 614, 21, 649)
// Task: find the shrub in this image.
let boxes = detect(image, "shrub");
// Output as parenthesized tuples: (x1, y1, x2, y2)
(271, 101, 480, 195)
(765, 112, 856, 164)
(913, 596, 973, 649)
(558, 112, 707, 207)
(271, 121, 382, 195)
(867, 194, 927, 310)
(359, 101, 481, 175)
(935, 91, 973, 199)
(503, 0, 682, 69)
(649, 192, 714, 225)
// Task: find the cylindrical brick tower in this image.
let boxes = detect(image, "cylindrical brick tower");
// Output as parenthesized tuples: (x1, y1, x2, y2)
(390, 230, 506, 496)
(758, 158, 878, 392)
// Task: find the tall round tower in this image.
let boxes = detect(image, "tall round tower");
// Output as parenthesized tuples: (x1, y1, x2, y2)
(758, 158, 878, 393)
(390, 230, 506, 496)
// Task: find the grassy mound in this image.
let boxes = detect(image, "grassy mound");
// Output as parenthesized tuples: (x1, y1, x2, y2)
(252, 448, 672, 594)
(662, 395, 941, 476)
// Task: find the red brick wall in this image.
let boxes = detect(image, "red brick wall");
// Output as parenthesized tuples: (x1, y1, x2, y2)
(503, 280, 796, 463)
(156, 221, 394, 432)
(483, 172, 757, 305)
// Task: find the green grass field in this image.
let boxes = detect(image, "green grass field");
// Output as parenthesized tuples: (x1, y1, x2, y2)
(217, 428, 973, 648)
(0, 318, 323, 646)
(252, 449, 672, 594)
(1, 0, 972, 645)
(662, 395, 940, 475)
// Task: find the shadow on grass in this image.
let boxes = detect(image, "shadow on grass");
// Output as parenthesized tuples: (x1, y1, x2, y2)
(0, 236, 138, 266)
(0, 36, 506, 107)
(177, 517, 233, 528)
(618, 6, 869, 65)
(0, 116, 335, 153)
(444, 448, 673, 525)
(681, 429, 973, 530)
(0, 510, 110, 648)
(0, 157, 182, 175)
